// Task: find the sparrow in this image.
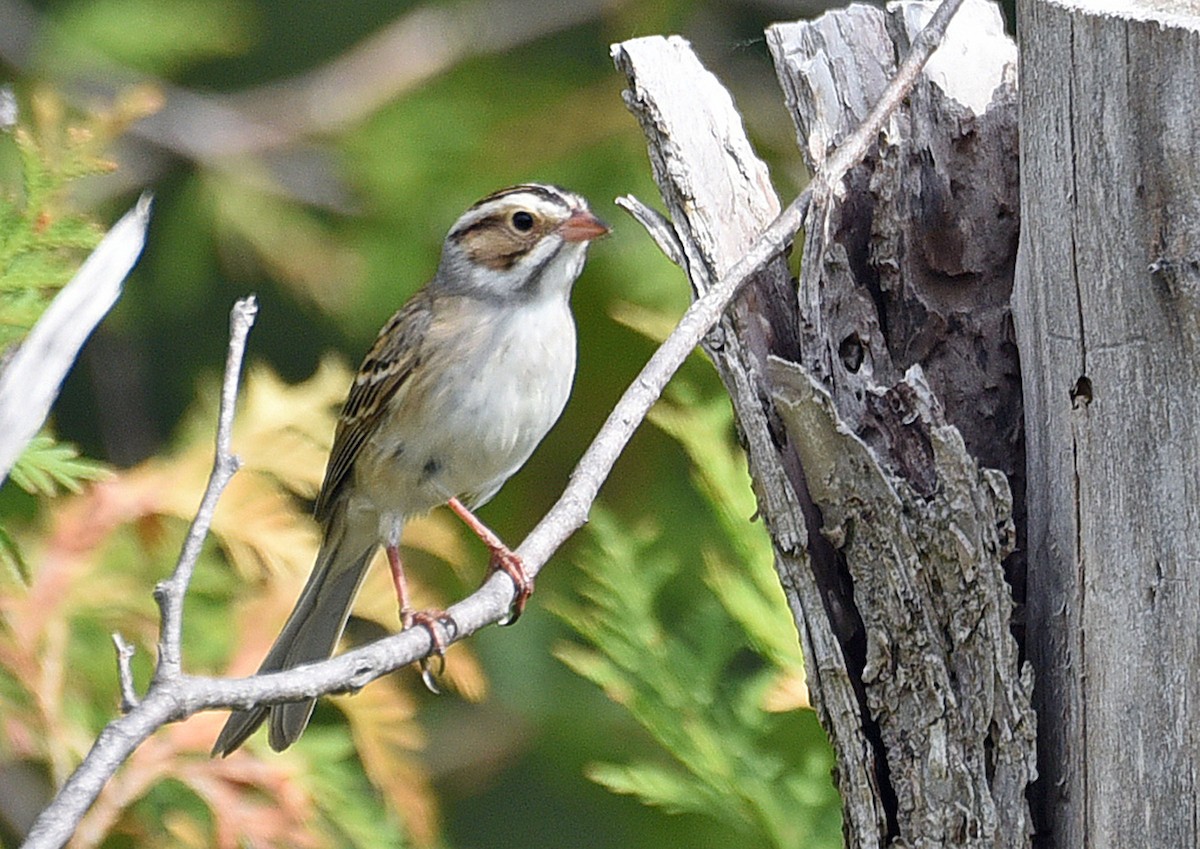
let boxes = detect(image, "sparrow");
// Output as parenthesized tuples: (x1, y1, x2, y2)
(213, 184, 608, 755)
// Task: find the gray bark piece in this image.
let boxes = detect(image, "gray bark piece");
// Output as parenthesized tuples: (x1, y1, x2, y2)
(769, 0, 1024, 544)
(770, 358, 1036, 848)
(1014, 0, 1200, 845)
(765, 3, 1036, 843)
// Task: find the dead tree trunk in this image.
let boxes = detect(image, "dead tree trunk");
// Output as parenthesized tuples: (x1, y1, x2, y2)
(1014, 0, 1200, 845)
(614, 0, 1036, 846)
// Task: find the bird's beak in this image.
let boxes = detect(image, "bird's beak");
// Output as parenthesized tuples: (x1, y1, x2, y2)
(560, 209, 610, 243)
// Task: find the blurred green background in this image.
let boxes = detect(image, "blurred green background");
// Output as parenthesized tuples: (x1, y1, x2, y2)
(0, 1, 841, 847)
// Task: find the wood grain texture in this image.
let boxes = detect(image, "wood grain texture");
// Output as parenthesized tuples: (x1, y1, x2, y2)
(769, 358, 1035, 849)
(769, 0, 1026, 613)
(1013, 0, 1200, 845)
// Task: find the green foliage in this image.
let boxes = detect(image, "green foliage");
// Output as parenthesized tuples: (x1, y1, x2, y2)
(0, 92, 111, 349)
(0, 524, 27, 584)
(554, 374, 842, 849)
(650, 383, 807, 674)
(0, 86, 160, 343)
(2, 432, 107, 578)
(8, 434, 108, 497)
(299, 728, 411, 849)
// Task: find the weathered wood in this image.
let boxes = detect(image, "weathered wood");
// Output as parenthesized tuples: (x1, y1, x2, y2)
(614, 1, 1037, 844)
(768, 358, 1034, 849)
(768, 0, 1026, 613)
(768, 1, 1035, 845)
(1013, 0, 1200, 845)
(610, 36, 892, 846)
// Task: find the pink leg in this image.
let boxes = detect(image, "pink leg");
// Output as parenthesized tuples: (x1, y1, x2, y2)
(386, 543, 413, 625)
(387, 543, 453, 689)
(447, 497, 533, 624)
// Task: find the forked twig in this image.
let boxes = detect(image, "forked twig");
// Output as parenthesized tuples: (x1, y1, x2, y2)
(22, 298, 259, 849)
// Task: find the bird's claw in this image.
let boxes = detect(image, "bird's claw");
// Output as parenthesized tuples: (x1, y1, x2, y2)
(490, 549, 534, 626)
(401, 608, 456, 694)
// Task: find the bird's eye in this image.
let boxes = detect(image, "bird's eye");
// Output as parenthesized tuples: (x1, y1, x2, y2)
(511, 211, 535, 232)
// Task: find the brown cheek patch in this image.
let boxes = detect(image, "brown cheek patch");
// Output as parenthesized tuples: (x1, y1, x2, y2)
(459, 217, 544, 271)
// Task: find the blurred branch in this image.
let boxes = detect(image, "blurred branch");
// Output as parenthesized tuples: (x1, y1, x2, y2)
(0, 195, 151, 484)
(0, 0, 624, 205)
(18, 0, 967, 843)
(214, 0, 625, 152)
(110, 633, 138, 712)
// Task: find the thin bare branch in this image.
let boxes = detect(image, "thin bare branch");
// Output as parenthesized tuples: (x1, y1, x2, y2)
(19, 297, 257, 849)
(153, 297, 257, 679)
(614, 195, 686, 267)
(21, 689, 179, 849)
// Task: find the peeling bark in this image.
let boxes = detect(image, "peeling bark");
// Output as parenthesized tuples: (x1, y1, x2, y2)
(613, 0, 1036, 845)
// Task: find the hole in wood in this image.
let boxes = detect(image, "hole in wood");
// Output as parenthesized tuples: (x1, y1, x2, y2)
(1070, 375, 1093, 407)
(839, 333, 865, 373)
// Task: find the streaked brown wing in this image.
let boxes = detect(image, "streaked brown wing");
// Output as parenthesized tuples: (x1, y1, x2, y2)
(313, 290, 433, 523)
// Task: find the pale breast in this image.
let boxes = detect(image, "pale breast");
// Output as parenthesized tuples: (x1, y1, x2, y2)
(353, 294, 576, 519)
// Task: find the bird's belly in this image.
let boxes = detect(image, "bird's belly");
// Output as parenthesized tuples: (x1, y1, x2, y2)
(354, 299, 575, 519)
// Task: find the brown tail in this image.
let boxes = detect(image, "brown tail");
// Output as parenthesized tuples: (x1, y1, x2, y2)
(212, 516, 376, 756)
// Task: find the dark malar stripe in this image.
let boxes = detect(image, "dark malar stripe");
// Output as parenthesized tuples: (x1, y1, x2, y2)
(516, 240, 568, 298)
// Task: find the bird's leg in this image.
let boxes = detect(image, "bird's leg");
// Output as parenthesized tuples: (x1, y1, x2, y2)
(385, 543, 414, 626)
(446, 496, 533, 625)
(386, 543, 452, 692)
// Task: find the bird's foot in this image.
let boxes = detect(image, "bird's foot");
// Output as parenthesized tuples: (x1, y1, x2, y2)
(490, 547, 534, 626)
(446, 497, 534, 625)
(401, 608, 456, 694)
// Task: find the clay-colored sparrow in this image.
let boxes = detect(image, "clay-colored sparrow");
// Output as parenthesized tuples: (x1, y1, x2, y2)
(213, 184, 608, 755)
